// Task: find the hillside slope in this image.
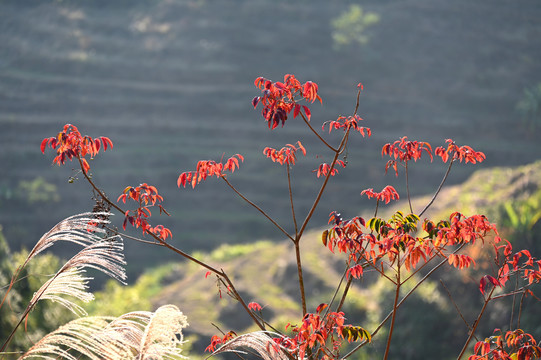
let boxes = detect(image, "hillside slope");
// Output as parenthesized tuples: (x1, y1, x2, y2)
(1, 0, 540, 278)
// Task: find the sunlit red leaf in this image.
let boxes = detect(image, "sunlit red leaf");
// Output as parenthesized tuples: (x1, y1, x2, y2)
(248, 302, 263, 312)
(302, 105, 311, 120)
(294, 103, 301, 118)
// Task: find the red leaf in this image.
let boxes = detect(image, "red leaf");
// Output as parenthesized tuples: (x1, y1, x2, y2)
(177, 173, 187, 188)
(294, 103, 301, 118)
(40, 138, 48, 153)
(316, 303, 328, 314)
(101, 136, 113, 151)
(248, 302, 262, 312)
(302, 105, 311, 120)
(82, 158, 90, 173)
(252, 96, 260, 108)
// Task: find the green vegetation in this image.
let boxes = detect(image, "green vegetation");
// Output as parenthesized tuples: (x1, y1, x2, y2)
(16, 177, 60, 204)
(0, 227, 73, 355)
(517, 82, 541, 132)
(331, 5, 380, 48)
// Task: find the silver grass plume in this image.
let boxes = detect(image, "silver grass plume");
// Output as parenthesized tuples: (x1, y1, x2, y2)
(29, 268, 94, 316)
(19, 305, 188, 360)
(25, 213, 126, 316)
(23, 212, 114, 268)
(209, 331, 291, 360)
(137, 304, 189, 360)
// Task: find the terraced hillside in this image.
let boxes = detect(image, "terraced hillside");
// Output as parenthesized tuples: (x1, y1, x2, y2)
(1, 0, 540, 278)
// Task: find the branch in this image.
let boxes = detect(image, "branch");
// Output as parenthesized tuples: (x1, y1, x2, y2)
(299, 111, 337, 152)
(405, 162, 413, 213)
(294, 241, 307, 315)
(456, 287, 496, 360)
(287, 165, 299, 237)
(297, 128, 351, 241)
(221, 177, 294, 242)
(342, 246, 464, 359)
(419, 159, 454, 217)
(383, 253, 401, 360)
(76, 157, 265, 330)
(440, 280, 476, 340)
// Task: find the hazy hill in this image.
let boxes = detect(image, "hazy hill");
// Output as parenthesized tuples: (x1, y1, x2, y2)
(1, 0, 540, 279)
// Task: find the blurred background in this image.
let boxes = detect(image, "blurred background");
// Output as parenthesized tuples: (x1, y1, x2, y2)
(1, 0, 540, 358)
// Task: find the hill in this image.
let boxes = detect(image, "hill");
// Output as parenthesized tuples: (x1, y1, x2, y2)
(1, 0, 540, 279)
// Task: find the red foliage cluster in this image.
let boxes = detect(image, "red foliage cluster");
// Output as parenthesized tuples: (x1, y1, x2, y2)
(435, 139, 486, 164)
(117, 183, 172, 241)
(177, 154, 244, 188)
(424, 212, 498, 247)
(270, 304, 368, 360)
(252, 74, 321, 129)
(323, 114, 371, 136)
(314, 160, 346, 178)
(381, 136, 433, 176)
(324, 210, 428, 273)
(360, 185, 399, 204)
(248, 301, 263, 312)
(263, 141, 306, 165)
(205, 331, 237, 353)
(40, 123, 113, 173)
(470, 329, 541, 360)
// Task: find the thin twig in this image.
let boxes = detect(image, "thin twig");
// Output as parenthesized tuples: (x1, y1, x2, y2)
(383, 253, 401, 360)
(297, 128, 350, 241)
(77, 157, 265, 331)
(517, 290, 526, 329)
(222, 177, 294, 242)
(419, 159, 454, 217)
(342, 245, 464, 359)
(440, 280, 476, 340)
(294, 241, 307, 315)
(287, 165, 299, 238)
(510, 274, 519, 330)
(299, 111, 337, 152)
(405, 163, 413, 213)
(456, 287, 496, 360)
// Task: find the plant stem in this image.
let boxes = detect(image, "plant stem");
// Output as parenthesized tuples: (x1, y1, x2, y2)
(440, 280, 475, 338)
(299, 111, 337, 152)
(287, 165, 299, 237)
(343, 246, 463, 359)
(383, 253, 401, 360)
(222, 177, 294, 242)
(294, 241, 307, 315)
(456, 287, 496, 360)
(419, 159, 454, 217)
(76, 157, 265, 330)
(297, 128, 350, 241)
(405, 162, 413, 213)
